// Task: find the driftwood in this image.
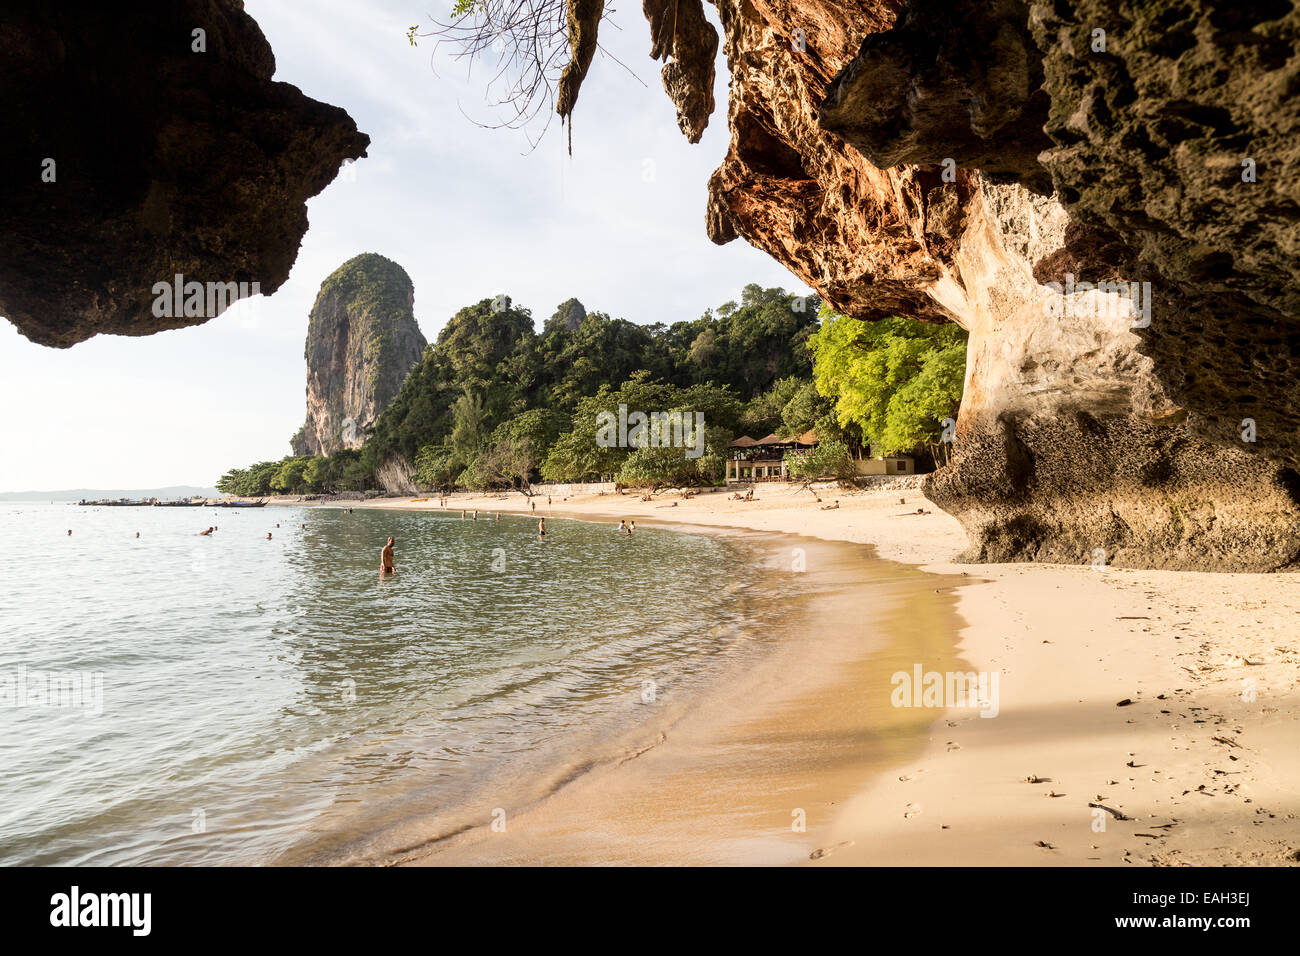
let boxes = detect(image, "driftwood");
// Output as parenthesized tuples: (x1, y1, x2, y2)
(1088, 802, 1130, 821)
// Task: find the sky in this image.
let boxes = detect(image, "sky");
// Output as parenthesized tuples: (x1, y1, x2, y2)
(0, 0, 806, 493)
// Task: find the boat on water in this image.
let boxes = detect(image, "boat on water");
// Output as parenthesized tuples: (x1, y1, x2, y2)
(78, 498, 156, 507)
(154, 500, 204, 507)
(211, 500, 267, 508)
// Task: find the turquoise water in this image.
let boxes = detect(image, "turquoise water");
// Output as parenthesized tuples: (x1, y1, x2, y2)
(0, 502, 782, 865)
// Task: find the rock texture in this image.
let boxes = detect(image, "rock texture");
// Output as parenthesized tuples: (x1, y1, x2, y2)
(291, 255, 427, 458)
(0, 0, 369, 347)
(677, 0, 1300, 569)
(645, 0, 719, 143)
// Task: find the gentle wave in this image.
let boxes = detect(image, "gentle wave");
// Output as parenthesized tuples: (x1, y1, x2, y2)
(0, 503, 793, 865)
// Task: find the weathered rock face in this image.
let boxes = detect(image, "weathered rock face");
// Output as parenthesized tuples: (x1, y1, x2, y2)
(291, 255, 427, 458)
(687, 0, 1300, 569)
(0, 0, 369, 347)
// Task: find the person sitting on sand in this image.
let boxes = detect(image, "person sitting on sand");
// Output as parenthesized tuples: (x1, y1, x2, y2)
(821, 500, 840, 511)
(380, 536, 396, 574)
(743, 488, 754, 501)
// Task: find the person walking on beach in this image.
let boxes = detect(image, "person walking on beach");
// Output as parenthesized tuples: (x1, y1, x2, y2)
(530, 499, 536, 513)
(380, 536, 396, 574)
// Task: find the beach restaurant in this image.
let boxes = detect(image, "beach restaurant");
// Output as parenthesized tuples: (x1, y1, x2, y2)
(725, 430, 915, 481)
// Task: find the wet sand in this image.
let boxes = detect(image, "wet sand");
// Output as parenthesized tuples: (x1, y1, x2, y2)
(274, 484, 1300, 866)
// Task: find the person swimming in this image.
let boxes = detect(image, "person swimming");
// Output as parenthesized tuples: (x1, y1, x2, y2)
(198, 527, 214, 536)
(266, 532, 273, 540)
(380, 536, 396, 574)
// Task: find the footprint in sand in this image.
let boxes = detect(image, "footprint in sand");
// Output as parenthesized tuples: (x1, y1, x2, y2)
(808, 840, 855, 860)
(903, 803, 923, 818)
(947, 741, 961, 751)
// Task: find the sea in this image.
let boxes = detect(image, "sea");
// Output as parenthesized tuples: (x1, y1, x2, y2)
(0, 501, 791, 865)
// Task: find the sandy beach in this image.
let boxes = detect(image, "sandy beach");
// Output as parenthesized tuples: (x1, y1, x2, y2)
(278, 483, 1300, 866)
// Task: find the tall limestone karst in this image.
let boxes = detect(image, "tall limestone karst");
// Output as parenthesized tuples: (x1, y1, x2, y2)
(291, 253, 427, 457)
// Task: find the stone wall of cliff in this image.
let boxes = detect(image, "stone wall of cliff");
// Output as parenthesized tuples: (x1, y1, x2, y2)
(0, 0, 368, 347)
(663, 0, 1300, 570)
(292, 254, 427, 458)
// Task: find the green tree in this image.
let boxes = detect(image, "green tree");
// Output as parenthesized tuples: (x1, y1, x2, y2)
(808, 306, 966, 460)
(786, 440, 857, 481)
(271, 457, 311, 494)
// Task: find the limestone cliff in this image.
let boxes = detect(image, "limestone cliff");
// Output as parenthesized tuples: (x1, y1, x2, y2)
(0, 0, 368, 347)
(291, 255, 427, 457)
(658, 0, 1300, 570)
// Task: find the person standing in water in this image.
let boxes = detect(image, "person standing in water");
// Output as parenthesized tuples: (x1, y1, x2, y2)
(538, 518, 546, 537)
(629, 521, 636, 535)
(380, 536, 396, 574)
(616, 520, 627, 534)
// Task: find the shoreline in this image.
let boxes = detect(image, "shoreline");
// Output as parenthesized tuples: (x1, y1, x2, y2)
(286, 516, 969, 865)
(275, 484, 1300, 865)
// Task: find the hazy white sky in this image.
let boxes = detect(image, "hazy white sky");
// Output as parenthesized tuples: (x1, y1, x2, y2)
(0, 0, 805, 492)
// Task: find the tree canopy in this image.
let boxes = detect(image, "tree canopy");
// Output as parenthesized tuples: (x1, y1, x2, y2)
(807, 306, 967, 460)
(219, 288, 969, 493)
